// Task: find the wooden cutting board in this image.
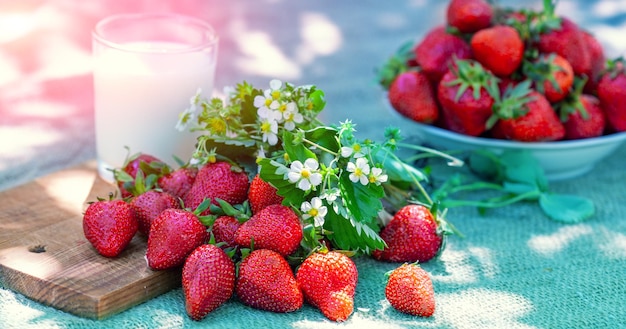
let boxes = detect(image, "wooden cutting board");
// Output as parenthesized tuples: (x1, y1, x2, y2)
(0, 162, 181, 320)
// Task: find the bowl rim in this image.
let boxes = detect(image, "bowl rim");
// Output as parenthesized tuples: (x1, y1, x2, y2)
(414, 121, 626, 150)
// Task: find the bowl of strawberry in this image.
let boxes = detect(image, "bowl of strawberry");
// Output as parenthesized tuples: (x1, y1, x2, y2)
(379, 0, 626, 181)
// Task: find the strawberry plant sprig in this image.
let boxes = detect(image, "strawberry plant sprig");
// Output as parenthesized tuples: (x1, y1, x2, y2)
(177, 79, 451, 254)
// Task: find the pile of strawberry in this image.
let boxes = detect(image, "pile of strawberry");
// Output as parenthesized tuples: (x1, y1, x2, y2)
(379, 0, 626, 142)
(82, 152, 442, 322)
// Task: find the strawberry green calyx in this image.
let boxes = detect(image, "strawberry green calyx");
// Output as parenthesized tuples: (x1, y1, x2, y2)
(445, 59, 500, 102)
(556, 76, 589, 121)
(376, 40, 417, 90)
(602, 56, 626, 80)
(488, 79, 535, 129)
(522, 53, 565, 94)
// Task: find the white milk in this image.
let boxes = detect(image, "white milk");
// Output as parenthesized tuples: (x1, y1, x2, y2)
(93, 42, 216, 181)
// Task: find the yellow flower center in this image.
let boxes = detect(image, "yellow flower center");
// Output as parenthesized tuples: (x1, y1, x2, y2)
(369, 174, 376, 183)
(271, 90, 281, 100)
(308, 209, 319, 217)
(261, 121, 272, 133)
(208, 118, 226, 134)
(301, 169, 311, 179)
(265, 98, 272, 107)
(355, 168, 363, 177)
(279, 103, 287, 113)
(353, 144, 361, 152)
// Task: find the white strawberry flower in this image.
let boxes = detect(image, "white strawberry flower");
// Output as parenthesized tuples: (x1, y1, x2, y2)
(301, 197, 327, 227)
(288, 158, 323, 191)
(260, 117, 279, 145)
(347, 157, 370, 185)
(368, 167, 388, 185)
(340, 143, 364, 158)
(282, 103, 304, 131)
(176, 88, 203, 131)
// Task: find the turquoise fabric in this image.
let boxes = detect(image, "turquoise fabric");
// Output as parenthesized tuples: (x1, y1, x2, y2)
(1, 144, 626, 328)
(1, 1, 626, 328)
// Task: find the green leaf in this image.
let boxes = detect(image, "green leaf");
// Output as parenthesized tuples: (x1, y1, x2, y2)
(338, 174, 384, 233)
(501, 150, 549, 192)
(282, 130, 317, 163)
(373, 150, 427, 184)
(257, 158, 307, 208)
(305, 126, 340, 153)
(323, 208, 385, 253)
(539, 193, 595, 223)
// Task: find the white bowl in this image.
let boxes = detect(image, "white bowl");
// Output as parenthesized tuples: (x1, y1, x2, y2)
(383, 93, 626, 180)
(401, 121, 626, 181)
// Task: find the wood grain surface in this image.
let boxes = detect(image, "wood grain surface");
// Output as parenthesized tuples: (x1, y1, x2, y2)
(0, 162, 181, 320)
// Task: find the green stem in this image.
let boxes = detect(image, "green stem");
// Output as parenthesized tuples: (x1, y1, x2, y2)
(302, 138, 339, 156)
(441, 190, 541, 208)
(397, 142, 464, 167)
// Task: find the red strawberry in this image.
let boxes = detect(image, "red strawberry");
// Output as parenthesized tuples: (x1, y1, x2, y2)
(388, 71, 440, 124)
(114, 153, 165, 198)
(537, 17, 592, 77)
(146, 208, 209, 270)
(182, 244, 235, 321)
(385, 263, 436, 317)
(581, 30, 605, 93)
(372, 204, 442, 263)
(562, 94, 606, 140)
(248, 174, 284, 214)
(83, 196, 138, 258)
(296, 251, 358, 322)
(212, 216, 241, 248)
(236, 249, 303, 313)
(129, 190, 180, 236)
(234, 204, 302, 257)
(437, 59, 499, 136)
(183, 161, 249, 215)
(446, 0, 493, 34)
(414, 26, 473, 84)
(470, 25, 524, 77)
(524, 53, 575, 103)
(158, 166, 198, 200)
(597, 58, 626, 132)
(491, 90, 565, 141)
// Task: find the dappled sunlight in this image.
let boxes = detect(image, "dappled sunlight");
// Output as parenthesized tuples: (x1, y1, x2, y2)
(431, 245, 499, 284)
(295, 12, 342, 65)
(591, 0, 626, 17)
(0, 246, 63, 280)
(31, 34, 92, 80)
(598, 231, 626, 259)
(527, 225, 593, 257)
(230, 19, 301, 80)
(0, 12, 38, 44)
(39, 164, 97, 214)
(0, 126, 64, 170)
(436, 288, 537, 329)
(6, 99, 78, 119)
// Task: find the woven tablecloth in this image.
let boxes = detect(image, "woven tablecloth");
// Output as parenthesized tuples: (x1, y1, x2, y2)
(1, 1, 625, 328)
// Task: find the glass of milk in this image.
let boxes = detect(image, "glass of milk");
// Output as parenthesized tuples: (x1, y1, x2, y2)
(92, 13, 218, 182)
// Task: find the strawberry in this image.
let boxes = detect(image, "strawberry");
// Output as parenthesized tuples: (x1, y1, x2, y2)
(556, 77, 606, 140)
(114, 152, 166, 198)
(158, 166, 198, 200)
(562, 94, 606, 140)
(183, 161, 249, 215)
(182, 244, 235, 321)
(387, 71, 440, 124)
(234, 204, 302, 257)
(146, 207, 209, 270)
(385, 263, 435, 317)
(372, 204, 443, 263)
(524, 53, 574, 103)
(129, 190, 180, 236)
(235, 249, 303, 313)
(491, 90, 565, 142)
(597, 58, 626, 132)
(446, 0, 493, 34)
(212, 215, 241, 248)
(437, 59, 499, 136)
(248, 174, 284, 214)
(83, 196, 138, 258)
(414, 26, 473, 84)
(537, 16, 592, 77)
(581, 30, 605, 93)
(295, 251, 358, 322)
(470, 25, 524, 77)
